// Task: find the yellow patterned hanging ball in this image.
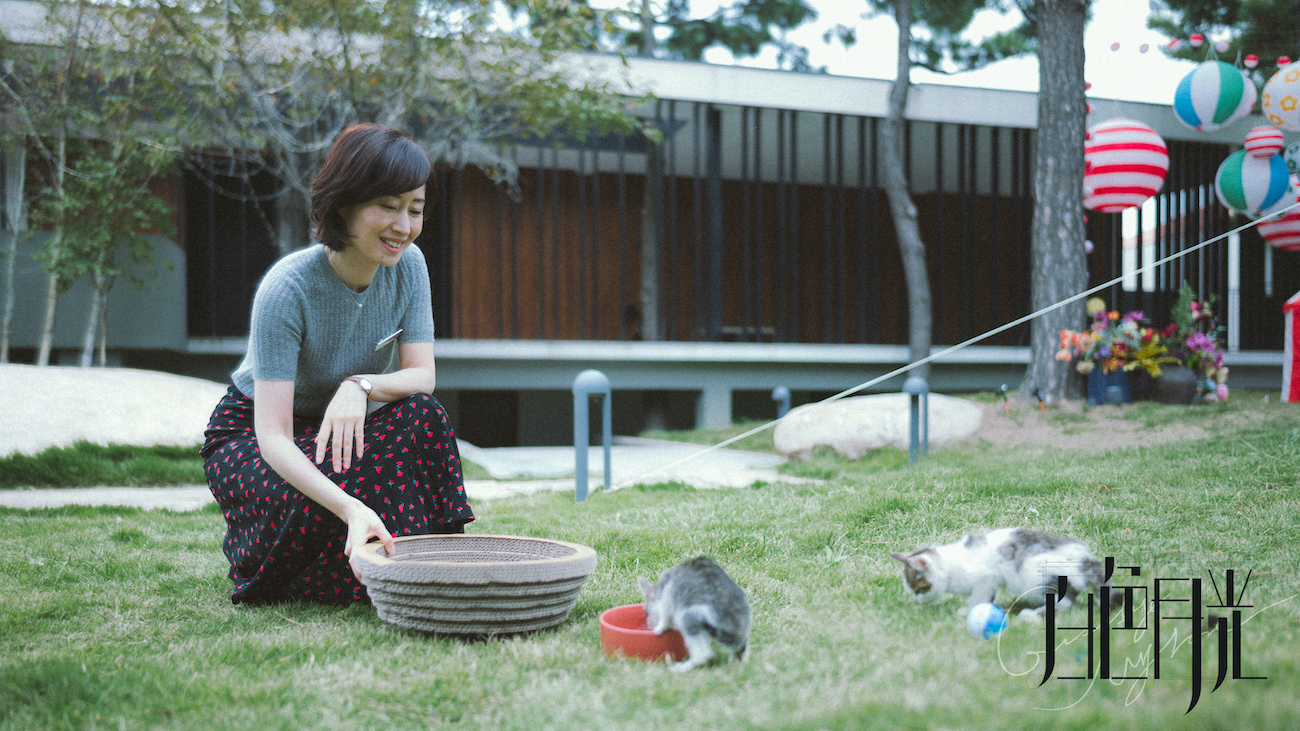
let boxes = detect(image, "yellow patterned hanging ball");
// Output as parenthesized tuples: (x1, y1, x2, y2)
(1262, 61, 1300, 131)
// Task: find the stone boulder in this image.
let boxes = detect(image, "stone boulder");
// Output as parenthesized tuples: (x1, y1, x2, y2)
(772, 392, 982, 459)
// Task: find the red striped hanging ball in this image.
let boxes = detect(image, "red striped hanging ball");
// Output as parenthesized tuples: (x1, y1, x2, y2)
(1259, 189, 1300, 251)
(1245, 125, 1286, 158)
(1083, 118, 1170, 213)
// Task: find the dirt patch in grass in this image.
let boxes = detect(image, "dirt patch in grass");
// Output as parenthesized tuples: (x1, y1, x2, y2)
(958, 397, 1232, 451)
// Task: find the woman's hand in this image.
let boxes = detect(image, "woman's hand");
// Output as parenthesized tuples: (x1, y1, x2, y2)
(341, 500, 395, 583)
(314, 379, 370, 473)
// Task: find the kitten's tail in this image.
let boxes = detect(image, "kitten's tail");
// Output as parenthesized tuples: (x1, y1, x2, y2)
(681, 606, 748, 655)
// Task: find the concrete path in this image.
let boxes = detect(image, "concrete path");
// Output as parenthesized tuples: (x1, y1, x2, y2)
(0, 441, 792, 511)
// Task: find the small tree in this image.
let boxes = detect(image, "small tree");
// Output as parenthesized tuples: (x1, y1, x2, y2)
(3, 0, 182, 366)
(52, 147, 174, 367)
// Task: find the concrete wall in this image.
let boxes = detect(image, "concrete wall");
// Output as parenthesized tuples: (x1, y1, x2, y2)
(0, 231, 188, 356)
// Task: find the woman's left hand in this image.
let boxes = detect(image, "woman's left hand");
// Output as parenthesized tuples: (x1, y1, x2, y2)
(314, 379, 370, 473)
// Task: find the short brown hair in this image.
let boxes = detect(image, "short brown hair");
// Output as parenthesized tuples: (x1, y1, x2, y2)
(311, 124, 432, 251)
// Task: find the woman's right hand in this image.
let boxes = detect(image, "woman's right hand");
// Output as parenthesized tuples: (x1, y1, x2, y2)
(342, 500, 396, 582)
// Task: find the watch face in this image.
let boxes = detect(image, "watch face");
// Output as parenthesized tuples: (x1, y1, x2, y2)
(359, 378, 373, 393)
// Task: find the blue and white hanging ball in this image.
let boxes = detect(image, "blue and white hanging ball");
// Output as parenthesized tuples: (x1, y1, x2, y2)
(1215, 148, 1291, 217)
(1173, 60, 1257, 132)
(966, 602, 1008, 640)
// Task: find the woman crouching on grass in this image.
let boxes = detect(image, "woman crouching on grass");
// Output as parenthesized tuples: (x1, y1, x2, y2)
(201, 123, 473, 605)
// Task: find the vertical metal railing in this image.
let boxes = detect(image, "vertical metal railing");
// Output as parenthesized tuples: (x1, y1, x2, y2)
(184, 102, 1282, 351)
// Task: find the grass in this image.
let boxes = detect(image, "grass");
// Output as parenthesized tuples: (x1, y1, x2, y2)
(0, 441, 495, 487)
(2, 398, 1300, 729)
(0, 442, 207, 488)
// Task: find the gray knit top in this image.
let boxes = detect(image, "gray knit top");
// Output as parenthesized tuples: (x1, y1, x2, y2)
(230, 243, 436, 417)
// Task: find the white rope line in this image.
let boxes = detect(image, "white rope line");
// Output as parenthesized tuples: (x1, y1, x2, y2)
(611, 201, 1298, 490)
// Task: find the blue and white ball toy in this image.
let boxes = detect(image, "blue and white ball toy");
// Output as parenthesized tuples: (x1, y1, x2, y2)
(966, 602, 1008, 640)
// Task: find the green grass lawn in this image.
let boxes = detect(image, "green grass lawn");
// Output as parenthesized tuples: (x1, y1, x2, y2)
(2, 397, 1299, 730)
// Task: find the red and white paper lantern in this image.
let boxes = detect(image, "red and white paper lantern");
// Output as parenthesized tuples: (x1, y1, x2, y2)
(1259, 188, 1300, 250)
(1245, 125, 1286, 158)
(1083, 118, 1170, 213)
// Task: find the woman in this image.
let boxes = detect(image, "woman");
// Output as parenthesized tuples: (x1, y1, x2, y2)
(202, 124, 473, 605)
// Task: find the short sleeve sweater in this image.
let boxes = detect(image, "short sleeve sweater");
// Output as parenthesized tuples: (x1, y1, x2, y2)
(230, 243, 436, 417)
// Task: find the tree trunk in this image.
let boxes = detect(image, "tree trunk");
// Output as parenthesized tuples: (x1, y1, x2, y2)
(96, 272, 113, 367)
(1, 141, 24, 364)
(880, 0, 932, 379)
(80, 261, 109, 367)
(36, 130, 68, 367)
(1021, 0, 1090, 404)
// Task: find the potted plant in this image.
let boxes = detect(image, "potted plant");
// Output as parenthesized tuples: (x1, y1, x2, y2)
(1056, 298, 1176, 405)
(1161, 284, 1229, 404)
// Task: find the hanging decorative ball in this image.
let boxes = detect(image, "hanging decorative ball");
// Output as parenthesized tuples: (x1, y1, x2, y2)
(1215, 148, 1291, 217)
(1258, 188, 1300, 251)
(1083, 118, 1169, 213)
(1245, 125, 1286, 158)
(1257, 175, 1299, 219)
(1169, 39, 1183, 52)
(1173, 60, 1257, 132)
(1189, 33, 1205, 47)
(1246, 54, 1260, 69)
(1085, 81, 1092, 91)
(1110, 42, 1120, 52)
(1280, 56, 1293, 66)
(1263, 61, 1300, 130)
(1140, 43, 1150, 54)
(1284, 142, 1300, 175)
(1216, 39, 1231, 54)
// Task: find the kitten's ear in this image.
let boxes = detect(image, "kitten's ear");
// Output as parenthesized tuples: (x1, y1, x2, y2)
(893, 549, 933, 572)
(638, 578, 655, 596)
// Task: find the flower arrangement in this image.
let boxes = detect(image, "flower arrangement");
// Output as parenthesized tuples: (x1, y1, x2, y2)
(1162, 284, 1229, 402)
(1056, 298, 1177, 377)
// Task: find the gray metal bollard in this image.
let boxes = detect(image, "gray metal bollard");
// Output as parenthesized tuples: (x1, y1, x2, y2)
(902, 376, 929, 466)
(572, 369, 612, 502)
(771, 386, 791, 418)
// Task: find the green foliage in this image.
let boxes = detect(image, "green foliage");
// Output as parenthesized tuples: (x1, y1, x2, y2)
(869, 0, 1038, 73)
(513, 0, 823, 72)
(0, 441, 204, 488)
(1150, 0, 1299, 79)
(151, 0, 641, 193)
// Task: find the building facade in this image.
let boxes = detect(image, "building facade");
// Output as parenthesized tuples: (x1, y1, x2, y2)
(4, 57, 1295, 445)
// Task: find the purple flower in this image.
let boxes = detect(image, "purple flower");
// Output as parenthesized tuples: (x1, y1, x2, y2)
(1189, 332, 1221, 354)
(1122, 311, 1145, 323)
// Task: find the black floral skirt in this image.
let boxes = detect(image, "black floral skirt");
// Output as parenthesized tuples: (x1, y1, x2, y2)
(201, 387, 474, 605)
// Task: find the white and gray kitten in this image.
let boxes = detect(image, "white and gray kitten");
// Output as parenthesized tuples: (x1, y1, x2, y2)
(891, 527, 1118, 621)
(639, 555, 752, 671)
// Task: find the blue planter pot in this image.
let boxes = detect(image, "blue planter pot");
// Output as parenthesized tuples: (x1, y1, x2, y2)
(1087, 368, 1132, 406)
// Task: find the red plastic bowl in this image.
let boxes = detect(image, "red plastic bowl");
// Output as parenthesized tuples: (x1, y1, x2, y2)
(599, 604, 688, 662)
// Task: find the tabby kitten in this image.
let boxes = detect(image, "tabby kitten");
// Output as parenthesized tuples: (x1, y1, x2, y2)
(639, 555, 752, 671)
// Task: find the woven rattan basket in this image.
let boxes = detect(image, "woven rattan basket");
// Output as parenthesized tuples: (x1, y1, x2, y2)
(354, 534, 598, 636)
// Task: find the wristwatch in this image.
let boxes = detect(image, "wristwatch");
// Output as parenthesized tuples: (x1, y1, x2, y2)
(345, 375, 373, 397)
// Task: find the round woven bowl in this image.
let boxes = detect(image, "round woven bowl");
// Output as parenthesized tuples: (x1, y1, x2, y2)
(599, 603, 688, 662)
(354, 534, 598, 636)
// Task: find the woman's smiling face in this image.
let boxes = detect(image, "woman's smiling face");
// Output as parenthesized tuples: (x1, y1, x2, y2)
(341, 186, 426, 266)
